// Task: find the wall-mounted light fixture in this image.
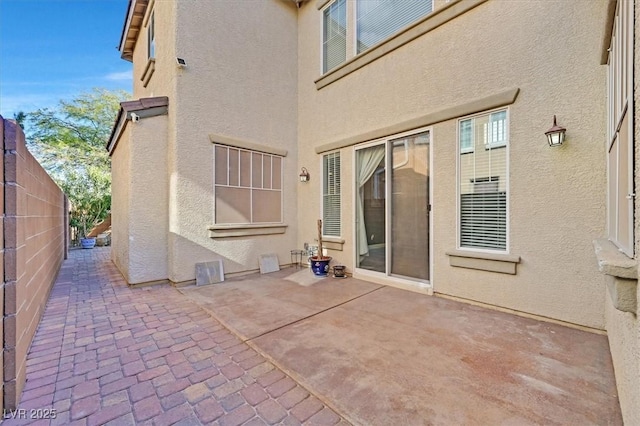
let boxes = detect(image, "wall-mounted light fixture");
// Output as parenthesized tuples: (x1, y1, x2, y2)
(299, 167, 310, 182)
(176, 58, 187, 68)
(545, 115, 566, 147)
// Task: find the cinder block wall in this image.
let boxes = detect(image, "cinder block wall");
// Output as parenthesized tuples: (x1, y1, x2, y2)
(1, 117, 66, 409)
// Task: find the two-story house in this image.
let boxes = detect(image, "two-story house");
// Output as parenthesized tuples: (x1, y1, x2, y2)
(106, 0, 638, 422)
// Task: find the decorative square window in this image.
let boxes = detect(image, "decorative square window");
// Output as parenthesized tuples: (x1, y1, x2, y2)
(214, 145, 283, 225)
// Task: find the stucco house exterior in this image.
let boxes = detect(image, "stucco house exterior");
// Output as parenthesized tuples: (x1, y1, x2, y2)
(106, 0, 639, 422)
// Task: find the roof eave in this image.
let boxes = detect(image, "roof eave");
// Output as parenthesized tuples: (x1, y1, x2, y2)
(106, 96, 169, 155)
(118, 0, 149, 62)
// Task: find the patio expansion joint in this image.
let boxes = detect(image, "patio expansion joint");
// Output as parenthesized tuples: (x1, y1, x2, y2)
(238, 284, 386, 426)
(193, 283, 384, 426)
(243, 284, 385, 344)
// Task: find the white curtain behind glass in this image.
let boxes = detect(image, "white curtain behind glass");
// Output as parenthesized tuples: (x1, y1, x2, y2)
(356, 145, 385, 259)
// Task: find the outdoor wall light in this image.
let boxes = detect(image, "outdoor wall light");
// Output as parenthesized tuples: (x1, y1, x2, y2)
(545, 115, 566, 147)
(299, 167, 310, 182)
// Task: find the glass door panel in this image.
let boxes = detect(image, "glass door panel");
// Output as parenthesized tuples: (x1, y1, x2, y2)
(390, 133, 429, 280)
(355, 145, 386, 272)
(355, 131, 430, 282)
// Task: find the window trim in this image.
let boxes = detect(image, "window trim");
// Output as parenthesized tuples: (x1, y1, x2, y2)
(456, 107, 510, 254)
(605, 0, 634, 257)
(316, 0, 489, 89)
(354, 0, 434, 56)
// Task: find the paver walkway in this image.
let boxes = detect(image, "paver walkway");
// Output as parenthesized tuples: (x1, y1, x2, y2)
(4, 248, 345, 426)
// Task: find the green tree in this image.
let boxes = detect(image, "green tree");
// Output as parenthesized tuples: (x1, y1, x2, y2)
(12, 111, 26, 129)
(26, 88, 129, 239)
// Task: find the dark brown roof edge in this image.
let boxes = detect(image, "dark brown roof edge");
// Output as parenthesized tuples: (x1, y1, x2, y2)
(106, 96, 169, 155)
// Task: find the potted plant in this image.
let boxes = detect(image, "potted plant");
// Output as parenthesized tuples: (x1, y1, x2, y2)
(310, 219, 332, 277)
(74, 211, 97, 249)
(64, 168, 111, 249)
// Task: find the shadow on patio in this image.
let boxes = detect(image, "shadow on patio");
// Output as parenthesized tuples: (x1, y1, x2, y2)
(180, 268, 622, 425)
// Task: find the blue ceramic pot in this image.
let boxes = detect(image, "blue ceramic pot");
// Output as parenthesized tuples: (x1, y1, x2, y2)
(310, 257, 331, 277)
(80, 237, 97, 249)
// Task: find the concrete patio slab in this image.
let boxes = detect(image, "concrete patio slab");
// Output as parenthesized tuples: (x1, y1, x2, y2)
(182, 268, 622, 425)
(180, 268, 381, 340)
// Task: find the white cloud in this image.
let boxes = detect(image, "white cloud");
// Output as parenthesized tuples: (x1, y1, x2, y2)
(105, 71, 132, 82)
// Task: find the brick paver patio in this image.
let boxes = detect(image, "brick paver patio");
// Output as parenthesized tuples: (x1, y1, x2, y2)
(4, 248, 345, 425)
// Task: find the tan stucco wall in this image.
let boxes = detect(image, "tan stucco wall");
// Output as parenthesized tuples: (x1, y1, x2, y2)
(128, 115, 169, 284)
(111, 116, 169, 285)
(2, 118, 65, 409)
(605, 297, 639, 424)
(297, 0, 608, 328)
(153, 0, 298, 283)
(111, 124, 132, 282)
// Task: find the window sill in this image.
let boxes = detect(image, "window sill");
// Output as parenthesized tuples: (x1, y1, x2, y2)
(209, 224, 287, 238)
(446, 249, 520, 275)
(315, 0, 488, 90)
(141, 58, 155, 88)
(593, 238, 637, 314)
(322, 236, 345, 251)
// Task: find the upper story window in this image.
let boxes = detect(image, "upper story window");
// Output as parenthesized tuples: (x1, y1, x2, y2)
(356, 0, 433, 54)
(606, 0, 634, 257)
(147, 10, 155, 59)
(214, 145, 283, 225)
(458, 109, 509, 252)
(323, 0, 347, 73)
(323, 152, 341, 237)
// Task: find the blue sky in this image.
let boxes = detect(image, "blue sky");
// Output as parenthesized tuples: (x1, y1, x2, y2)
(0, 0, 132, 119)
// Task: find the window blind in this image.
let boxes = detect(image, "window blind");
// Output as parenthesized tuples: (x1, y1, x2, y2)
(323, 152, 341, 236)
(323, 0, 347, 73)
(357, 0, 433, 53)
(459, 111, 508, 251)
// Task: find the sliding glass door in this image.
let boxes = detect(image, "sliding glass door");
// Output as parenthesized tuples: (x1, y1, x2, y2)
(355, 131, 430, 282)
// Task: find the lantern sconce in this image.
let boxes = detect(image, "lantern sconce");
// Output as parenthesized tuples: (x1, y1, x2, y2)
(545, 115, 566, 147)
(299, 167, 310, 182)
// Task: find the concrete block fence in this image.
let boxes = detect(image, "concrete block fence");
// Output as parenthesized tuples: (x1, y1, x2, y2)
(1, 116, 67, 409)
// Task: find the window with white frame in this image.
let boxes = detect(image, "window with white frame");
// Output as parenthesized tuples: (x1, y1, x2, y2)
(323, 0, 347, 73)
(356, 0, 433, 54)
(606, 0, 634, 256)
(458, 110, 508, 251)
(214, 145, 283, 225)
(147, 10, 155, 59)
(323, 152, 341, 236)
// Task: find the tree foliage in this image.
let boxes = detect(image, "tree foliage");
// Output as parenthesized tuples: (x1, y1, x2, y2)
(12, 111, 26, 129)
(26, 88, 129, 238)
